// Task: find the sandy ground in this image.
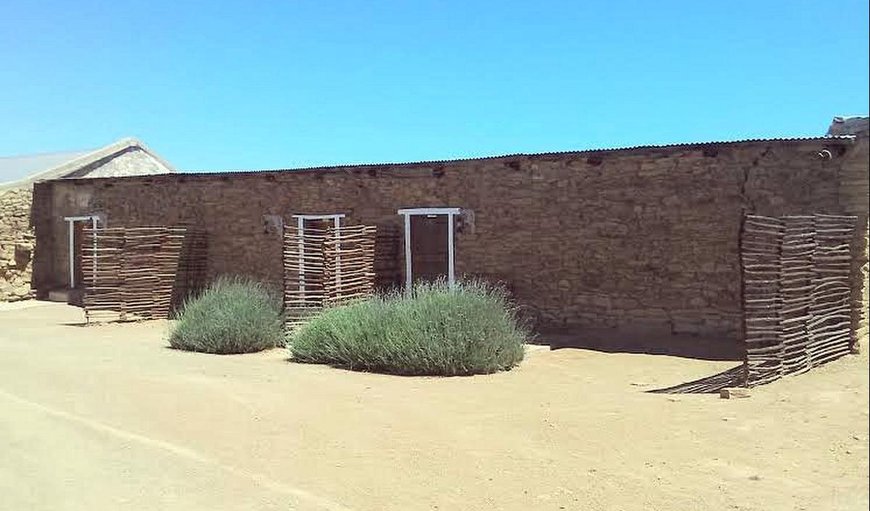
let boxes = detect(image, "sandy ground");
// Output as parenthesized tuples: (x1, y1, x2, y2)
(0, 302, 867, 511)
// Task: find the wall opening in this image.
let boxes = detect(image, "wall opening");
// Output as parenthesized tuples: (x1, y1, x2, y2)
(398, 208, 460, 289)
(291, 214, 345, 296)
(63, 215, 102, 289)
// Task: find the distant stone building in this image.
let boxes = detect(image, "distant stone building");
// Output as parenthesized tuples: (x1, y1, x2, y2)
(29, 117, 870, 352)
(827, 116, 870, 137)
(1, 138, 173, 301)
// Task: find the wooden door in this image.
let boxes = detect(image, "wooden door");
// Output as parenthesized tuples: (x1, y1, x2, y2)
(410, 215, 448, 283)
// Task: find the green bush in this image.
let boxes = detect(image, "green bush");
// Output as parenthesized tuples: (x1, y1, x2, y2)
(169, 276, 284, 354)
(288, 280, 529, 375)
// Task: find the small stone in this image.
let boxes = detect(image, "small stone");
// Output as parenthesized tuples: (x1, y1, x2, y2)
(720, 387, 751, 399)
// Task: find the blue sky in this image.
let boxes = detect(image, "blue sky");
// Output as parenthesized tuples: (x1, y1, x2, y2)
(1, 1, 868, 171)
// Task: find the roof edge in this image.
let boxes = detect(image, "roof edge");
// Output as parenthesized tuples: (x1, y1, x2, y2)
(48, 134, 856, 185)
(176, 134, 855, 174)
(1, 138, 175, 191)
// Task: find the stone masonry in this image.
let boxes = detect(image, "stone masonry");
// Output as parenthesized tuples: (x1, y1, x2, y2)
(838, 136, 870, 348)
(32, 136, 869, 345)
(64, 147, 173, 179)
(0, 188, 35, 301)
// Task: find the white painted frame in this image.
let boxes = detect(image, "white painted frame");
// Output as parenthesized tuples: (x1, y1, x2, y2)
(64, 215, 102, 289)
(397, 207, 461, 290)
(291, 214, 345, 295)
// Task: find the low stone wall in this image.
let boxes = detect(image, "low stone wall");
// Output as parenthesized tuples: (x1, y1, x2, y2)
(0, 187, 34, 301)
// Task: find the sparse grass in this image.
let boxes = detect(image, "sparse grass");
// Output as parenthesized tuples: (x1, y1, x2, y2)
(169, 276, 283, 354)
(288, 280, 529, 375)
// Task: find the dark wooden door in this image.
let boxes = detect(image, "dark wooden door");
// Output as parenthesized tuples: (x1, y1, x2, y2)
(305, 218, 332, 232)
(410, 215, 448, 283)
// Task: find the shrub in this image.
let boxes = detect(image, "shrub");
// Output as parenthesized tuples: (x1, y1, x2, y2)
(288, 280, 529, 375)
(169, 276, 284, 354)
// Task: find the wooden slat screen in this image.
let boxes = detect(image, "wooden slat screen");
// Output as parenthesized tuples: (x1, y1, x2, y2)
(81, 226, 207, 323)
(283, 223, 377, 330)
(741, 214, 857, 386)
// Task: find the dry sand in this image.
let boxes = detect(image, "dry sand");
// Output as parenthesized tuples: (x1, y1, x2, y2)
(1, 302, 867, 510)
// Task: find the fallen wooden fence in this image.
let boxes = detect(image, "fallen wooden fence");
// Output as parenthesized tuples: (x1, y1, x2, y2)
(82, 226, 207, 323)
(741, 214, 857, 386)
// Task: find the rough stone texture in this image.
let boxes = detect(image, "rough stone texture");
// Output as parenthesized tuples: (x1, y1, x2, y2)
(0, 187, 35, 301)
(838, 137, 870, 348)
(64, 147, 172, 178)
(32, 138, 869, 342)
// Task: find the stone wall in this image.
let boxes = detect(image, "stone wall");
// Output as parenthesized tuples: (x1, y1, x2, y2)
(838, 137, 870, 347)
(0, 187, 35, 301)
(32, 137, 868, 343)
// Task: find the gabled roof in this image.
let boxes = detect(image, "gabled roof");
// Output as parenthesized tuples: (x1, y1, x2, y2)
(0, 137, 174, 190)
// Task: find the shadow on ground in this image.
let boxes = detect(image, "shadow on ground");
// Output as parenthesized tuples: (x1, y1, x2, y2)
(646, 365, 745, 394)
(538, 328, 746, 394)
(541, 328, 742, 362)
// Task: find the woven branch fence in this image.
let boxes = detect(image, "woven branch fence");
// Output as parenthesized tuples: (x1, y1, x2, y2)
(373, 223, 402, 289)
(741, 214, 857, 386)
(283, 223, 377, 330)
(82, 226, 208, 323)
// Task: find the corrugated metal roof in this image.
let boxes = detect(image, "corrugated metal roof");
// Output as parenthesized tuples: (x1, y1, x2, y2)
(173, 134, 855, 176)
(0, 149, 92, 184)
(48, 134, 855, 184)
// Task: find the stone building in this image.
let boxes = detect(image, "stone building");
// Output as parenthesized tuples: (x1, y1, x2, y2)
(0, 138, 173, 301)
(30, 118, 870, 351)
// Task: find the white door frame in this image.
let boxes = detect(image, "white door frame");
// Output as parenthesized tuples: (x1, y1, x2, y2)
(291, 213, 345, 295)
(64, 215, 102, 289)
(397, 207, 460, 289)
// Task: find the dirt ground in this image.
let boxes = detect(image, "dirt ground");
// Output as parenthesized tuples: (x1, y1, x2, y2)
(1, 302, 867, 511)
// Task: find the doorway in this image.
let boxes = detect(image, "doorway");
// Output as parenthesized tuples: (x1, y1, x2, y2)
(410, 215, 448, 282)
(398, 208, 460, 289)
(291, 213, 345, 296)
(64, 215, 101, 289)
